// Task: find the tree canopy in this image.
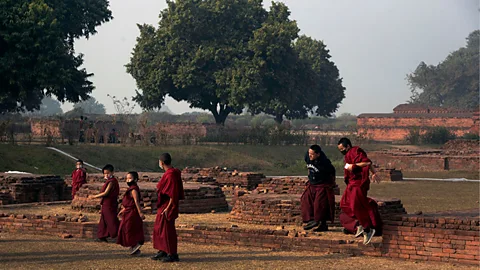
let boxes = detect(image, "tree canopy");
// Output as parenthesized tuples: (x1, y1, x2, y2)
(0, 0, 113, 114)
(127, 0, 345, 125)
(407, 30, 479, 109)
(73, 97, 106, 114)
(23, 96, 63, 116)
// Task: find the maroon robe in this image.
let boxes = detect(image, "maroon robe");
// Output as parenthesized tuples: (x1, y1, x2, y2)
(97, 177, 120, 239)
(71, 168, 87, 199)
(301, 176, 336, 223)
(117, 184, 145, 247)
(153, 168, 185, 254)
(340, 146, 382, 232)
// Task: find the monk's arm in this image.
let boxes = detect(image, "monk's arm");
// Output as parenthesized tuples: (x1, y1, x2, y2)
(162, 197, 174, 214)
(91, 183, 112, 199)
(132, 189, 144, 218)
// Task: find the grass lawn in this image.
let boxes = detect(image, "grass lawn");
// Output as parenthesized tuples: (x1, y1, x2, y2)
(0, 144, 477, 179)
(0, 233, 476, 270)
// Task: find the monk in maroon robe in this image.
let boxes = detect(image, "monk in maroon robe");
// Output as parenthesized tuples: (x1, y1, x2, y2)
(151, 153, 185, 263)
(117, 171, 145, 255)
(89, 164, 120, 242)
(301, 145, 336, 231)
(338, 138, 382, 245)
(71, 159, 87, 199)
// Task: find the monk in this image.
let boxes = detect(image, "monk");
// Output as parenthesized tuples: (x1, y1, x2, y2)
(117, 171, 145, 255)
(89, 164, 120, 243)
(301, 145, 336, 231)
(338, 137, 382, 245)
(71, 159, 87, 199)
(151, 153, 185, 263)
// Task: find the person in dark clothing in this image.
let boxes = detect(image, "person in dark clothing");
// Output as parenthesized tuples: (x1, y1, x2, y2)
(301, 145, 337, 231)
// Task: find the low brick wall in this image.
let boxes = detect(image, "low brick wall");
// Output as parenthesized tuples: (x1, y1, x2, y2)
(0, 213, 377, 256)
(0, 209, 478, 265)
(71, 182, 228, 214)
(0, 174, 70, 205)
(257, 177, 341, 195)
(369, 152, 480, 172)
(376, 169, 403, 182)
(381, 209, 480, 264)
(183, 167, 265, 190)
(229, 194, 406, 226)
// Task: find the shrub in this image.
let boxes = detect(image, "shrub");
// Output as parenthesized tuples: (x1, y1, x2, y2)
(421, 127, 456, 145)
(405, 128, 421, 145)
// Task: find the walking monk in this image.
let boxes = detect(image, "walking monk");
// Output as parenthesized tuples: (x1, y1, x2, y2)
(301, 145, 336, 231)
(89, 164, 120, 243)
(117, 171, 145, 255)
(337, 138, 382, 245)
(151, 153, 185, 263)
(71, 159, 87, 199)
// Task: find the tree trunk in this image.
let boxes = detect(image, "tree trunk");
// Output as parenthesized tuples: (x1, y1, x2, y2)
(274, 114, 284, 125)
(210, 104, 232, 126)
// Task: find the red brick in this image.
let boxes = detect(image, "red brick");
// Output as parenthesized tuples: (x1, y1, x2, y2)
(449, 253, 476, 260)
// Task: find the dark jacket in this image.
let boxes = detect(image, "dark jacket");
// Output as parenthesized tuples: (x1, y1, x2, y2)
(305, 151, 336, 185)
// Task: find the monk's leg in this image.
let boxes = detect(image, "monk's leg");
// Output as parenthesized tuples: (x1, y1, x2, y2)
(313, 187, 329, 231)
(96, 210, 108, 242)
(301, 186, 314, 223)
(349, 186, 373, 229)
(301, 186, 318, 230)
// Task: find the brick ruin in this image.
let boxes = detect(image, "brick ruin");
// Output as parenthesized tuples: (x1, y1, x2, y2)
(0, 168, 478, 265)
(357, 104, 478, 142)
(0, 174, 70, 205)
(369, 140, 480, 173)
(71, 182, 228, 214)
(0, 208, 477, 265)
(229, 194, 406, 226)
(382, 209, 479, 264)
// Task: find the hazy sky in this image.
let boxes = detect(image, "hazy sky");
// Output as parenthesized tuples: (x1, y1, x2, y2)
(66, 0, 479, 115)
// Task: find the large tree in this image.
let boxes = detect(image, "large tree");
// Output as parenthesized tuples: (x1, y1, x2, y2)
(73, 97, 106, 114)
(0, 0, 113, 114)
(128, 0, 344, 125)
(23, 96, 63, 116)
(407, 30, 479, 109)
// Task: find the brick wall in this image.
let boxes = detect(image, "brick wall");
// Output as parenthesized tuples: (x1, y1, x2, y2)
(381, 209, 480, 264)
(357, 115, 475, 142)
(71, 182, 228, 214)
(0, 210, 478, 265)
(256, 177, 341, 195)
(0, 174, 70, 205)
(369, 152, 480, 172)
(229, 194, 406, 226)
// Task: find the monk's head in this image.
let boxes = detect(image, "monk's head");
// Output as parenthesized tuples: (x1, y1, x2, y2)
(337, 137, 352, 155)
(308, 145, 322, 161)
(76, 159, 83, 169)
(159, 153, 172, 171)
(102, 164, 114, 179)
(126, 171, 139, 187)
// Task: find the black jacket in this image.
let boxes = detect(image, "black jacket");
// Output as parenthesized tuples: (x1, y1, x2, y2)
(305, 151, 336, 185)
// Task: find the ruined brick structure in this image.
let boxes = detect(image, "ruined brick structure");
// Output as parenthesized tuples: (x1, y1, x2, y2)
(357, 104, 478, 142)
(229, 194, 406, 226)
(2, 208, 476, 265)
(0, 174, 70, 205)
(369, 141, 480, 172)
(71, 182, 228, 214)
(29, 117, 128, 143)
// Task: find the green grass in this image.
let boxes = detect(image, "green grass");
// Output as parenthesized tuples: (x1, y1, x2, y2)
(0, 144, 477, 180)
(0, 144, 74, 175)
(53, 144, 345, 176)
(337, 181, 480, 213)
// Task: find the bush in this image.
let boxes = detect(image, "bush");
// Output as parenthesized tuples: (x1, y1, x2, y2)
(462, 133, 480, 140)
(421, 127, 456, 145)
(405, 128, 421, 145)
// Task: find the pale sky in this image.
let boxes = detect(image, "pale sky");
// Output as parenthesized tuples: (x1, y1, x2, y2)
(64, 0, 479, 115)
